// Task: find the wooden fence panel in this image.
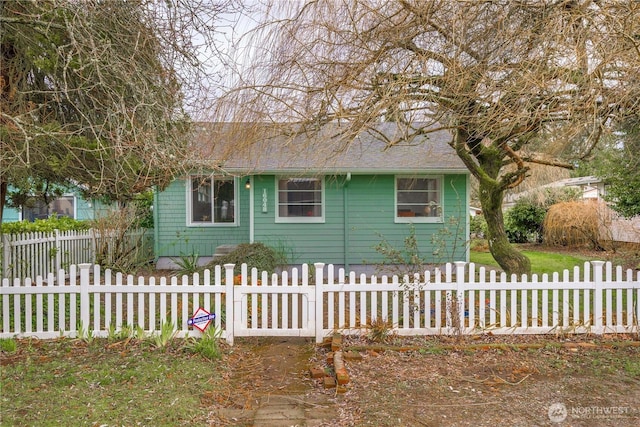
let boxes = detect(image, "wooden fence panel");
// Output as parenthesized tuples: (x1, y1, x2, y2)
(1, 228, 150, 279)
(1, 261, 638, 343)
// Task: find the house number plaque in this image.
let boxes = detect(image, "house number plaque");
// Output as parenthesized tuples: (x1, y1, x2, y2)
(262, 188, 268, 213)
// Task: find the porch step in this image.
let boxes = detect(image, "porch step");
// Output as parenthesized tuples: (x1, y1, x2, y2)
(212, 244, 238, 261)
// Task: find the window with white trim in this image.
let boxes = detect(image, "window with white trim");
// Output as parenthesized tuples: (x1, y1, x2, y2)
(188, 176, 236, 225)
(395, 176, 442, 222)
(23, 196, 75, 221)
(276, 177, 324, 222)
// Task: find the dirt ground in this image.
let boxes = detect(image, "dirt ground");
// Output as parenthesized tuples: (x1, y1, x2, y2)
(206, 334, 640, 427)
(144, 244, 640, 426)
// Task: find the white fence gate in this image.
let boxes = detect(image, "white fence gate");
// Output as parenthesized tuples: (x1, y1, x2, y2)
(1, 261, 639, 344)
(232, 264, 319, 339)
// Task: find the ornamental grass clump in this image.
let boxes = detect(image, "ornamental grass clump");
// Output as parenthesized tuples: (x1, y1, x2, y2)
(188, 327, 223, 361)
(543, 200, 611, 250)
(151, 321, 178, 350)
(367, 318, 394, 343)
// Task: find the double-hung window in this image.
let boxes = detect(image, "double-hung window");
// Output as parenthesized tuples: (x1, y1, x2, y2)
(188, 175, 236, 225)
(395, 176, 442, 222)
(276, 177, 324, 222)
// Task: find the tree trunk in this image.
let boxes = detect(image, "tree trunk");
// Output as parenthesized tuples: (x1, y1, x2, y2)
(478, 179, 531, 276)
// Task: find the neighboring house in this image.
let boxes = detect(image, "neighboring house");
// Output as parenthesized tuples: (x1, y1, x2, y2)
(550, 176, 606, 200)
(503, 175, 605, 210)
(2, 189, 114, 223)
(154, 122, 471, 272)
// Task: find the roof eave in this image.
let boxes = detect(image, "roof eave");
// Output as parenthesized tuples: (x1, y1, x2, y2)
(220, 167, 469, 175)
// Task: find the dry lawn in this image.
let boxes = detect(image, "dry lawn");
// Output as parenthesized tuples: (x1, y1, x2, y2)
(2, 334, 640, 426)
(203, 334, 640, 426)
(327, 335, 640, 426)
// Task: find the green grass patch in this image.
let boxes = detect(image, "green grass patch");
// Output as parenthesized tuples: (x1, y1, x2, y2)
(0, 338, 17, 352)
(0, 338, 226, 426)
(470, 248, 594, 276)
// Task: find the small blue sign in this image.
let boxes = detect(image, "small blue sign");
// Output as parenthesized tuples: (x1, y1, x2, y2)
(188, 313, 216, 326)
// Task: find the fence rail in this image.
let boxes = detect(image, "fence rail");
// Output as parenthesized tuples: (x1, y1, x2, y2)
(1, 228, 152, 279)
(1, 261, 639, 343)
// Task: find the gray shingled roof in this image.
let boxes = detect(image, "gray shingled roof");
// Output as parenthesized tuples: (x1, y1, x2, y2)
(192, 122, 467, 174)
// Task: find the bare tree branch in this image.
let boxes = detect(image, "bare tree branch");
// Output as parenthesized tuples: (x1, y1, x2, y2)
(216, 0, 640, 275)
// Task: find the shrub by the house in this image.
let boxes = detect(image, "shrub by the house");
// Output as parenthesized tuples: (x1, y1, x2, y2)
(0, 215, 90, 234)
(505, 187, 581, 243)
(469, 214, 487, 238)
(207, 242, 288, 276)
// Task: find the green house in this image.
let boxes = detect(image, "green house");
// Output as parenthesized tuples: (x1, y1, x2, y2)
(154, 123, 470, 272)
(2, 188, 115, 223)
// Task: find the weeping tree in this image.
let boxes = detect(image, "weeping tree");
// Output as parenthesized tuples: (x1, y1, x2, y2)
(217, 0, 640, 274)
(0, 0, 237, 223)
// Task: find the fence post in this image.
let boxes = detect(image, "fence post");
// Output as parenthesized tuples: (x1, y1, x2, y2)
(591, 261, 605, 334)
(2, 233, 9, 279)
(314, 263, 325, 344)
(224, 263, 235, 345)
(90, 229, 97, 264)
(454, 261, 467, 333)
(55, 229, 62, 273)
(79, 263, 91, 334)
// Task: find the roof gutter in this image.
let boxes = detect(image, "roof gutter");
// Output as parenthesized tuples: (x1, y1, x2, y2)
(219, 168, 470, 175)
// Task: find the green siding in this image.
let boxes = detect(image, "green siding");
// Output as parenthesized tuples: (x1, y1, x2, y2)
(345, 174, 468, 266)
(75, 198, 92, 220)
(253, 175, 346, 264)
(155, 178, 251, 258)
(2, 206, 20, 222)
(156, 173, 468, 265)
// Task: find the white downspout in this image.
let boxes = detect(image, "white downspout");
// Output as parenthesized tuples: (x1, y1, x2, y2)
(248, 177, 254, 243)
(465, 174, 470, 263)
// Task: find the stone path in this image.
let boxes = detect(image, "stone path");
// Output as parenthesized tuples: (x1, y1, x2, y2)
(213, 393, 337, 426)
(252, 394, 337, 426)
(210, 337, 340, 426)
(213, 392, 338, 426)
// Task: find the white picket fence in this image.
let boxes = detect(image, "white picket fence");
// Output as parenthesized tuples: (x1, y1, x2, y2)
(1, 261, 639, 344)
(1, 228, 151, 279)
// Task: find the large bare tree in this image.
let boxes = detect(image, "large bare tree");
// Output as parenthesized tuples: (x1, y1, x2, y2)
(218, 0, 640, 274)
(1, 0, 237, 222)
